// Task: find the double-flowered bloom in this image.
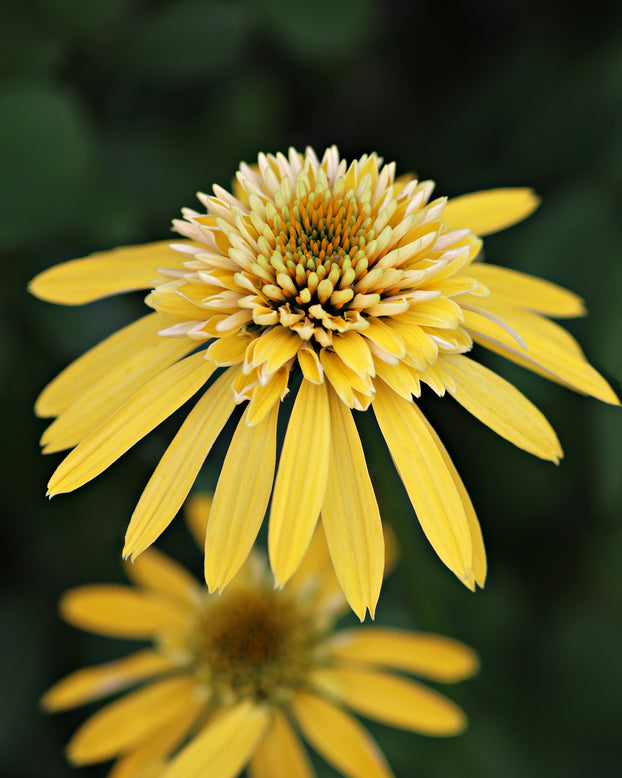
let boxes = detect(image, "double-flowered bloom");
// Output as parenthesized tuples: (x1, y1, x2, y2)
(31, 146, 619, 618)
(43, 495, 478, 778)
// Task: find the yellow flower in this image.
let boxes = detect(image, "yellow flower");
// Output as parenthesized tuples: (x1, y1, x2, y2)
(42, 495, 478, 778)
(31, 147, 618, 618)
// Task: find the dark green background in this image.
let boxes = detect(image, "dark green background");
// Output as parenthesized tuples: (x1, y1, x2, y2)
(2, 1, 622, 776)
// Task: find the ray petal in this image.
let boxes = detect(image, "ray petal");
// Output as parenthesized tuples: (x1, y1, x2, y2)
(269, 381, 330, 587)
(321, 388, 384, 621)
(291, 693, 393, 778)
(204, 403, 279, 592)
(47, 352, 216, 496)
(372, 382, 473, 585)
(442, 188, 539, 236)
(124, 367, 238, 559)
(124, 548, 201, 604)
(29, 241, 189, 305)
(247, 710, 315, 778)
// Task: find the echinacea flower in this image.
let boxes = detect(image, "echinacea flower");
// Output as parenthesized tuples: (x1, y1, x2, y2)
(42, 494, 478, 778)
(31, 147, 619, 618)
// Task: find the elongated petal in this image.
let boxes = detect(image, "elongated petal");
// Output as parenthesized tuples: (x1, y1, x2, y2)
(247, 710, 315, 778)
(67, 677, 198, 765)
(413, 410, 487, 587)
(185, 494, 213, 547)
(48, 352, 216, 496)
(469, 263, 585, 317)
(443, 188, 539, 236)
(443, 353, 562, 462)
(41, 650, 176, 711)
(372, 382, 473, 585)
(29, 241, 187, 304)
(163, 701, 270, 778)
(321, 388, 383, 621)
(291, 693, 393, 778)
(124, 548, 200, 604)
(41, 336, 195, 452)
(35, 313, 169, 418)
(463, 303, 619, 404)
(124, 368, 238, 559)
(325, 628, 479, 682)
(60, 586, 192, 638)
(312, 668, 466, 736)
(108, 704, 203, 778)
(204, 403, 279, 592)
(269, 381, 330, 587)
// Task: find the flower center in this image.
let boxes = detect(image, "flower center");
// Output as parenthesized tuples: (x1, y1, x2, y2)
(262, 188, 374, 317)
(193, 587, 316, 702)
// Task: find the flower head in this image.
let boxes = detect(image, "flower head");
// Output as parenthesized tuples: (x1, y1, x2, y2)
(42, 495, 478, 778)
(31, 146, 619, 618)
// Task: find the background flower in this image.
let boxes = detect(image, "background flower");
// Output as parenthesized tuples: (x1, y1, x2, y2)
(3, 2, 622, 777)
(42, 495, 478, 778)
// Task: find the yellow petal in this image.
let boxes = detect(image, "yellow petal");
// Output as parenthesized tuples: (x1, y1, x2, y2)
(163, 701, 270, 778)
(443, 353, 562, 462)
(246, 366, 289, 425)
(60, 585, 192, 638)
(325, 628, 479, 682)
(414, 410, 487, 587)
(312, 668, 467, 736)
(185, 494, 213, 547)
(124, 548, 200, 605)
(204, 403, 279, 592)
(41, 336, 195, 453)
(269, 381, 330, 587)
(41, 650, 175, 711)
(463, 303, 619, 404)
(443, 188, 539, 236)
(47, 352, 216, 496)
(321, 388, 384, 621)
(108, 704, 203, 778)
(372, 382, 473, 584)
(247, 710, 314, 778)
(67, 676, 198, 765)
(29, 241, 188, 305)
(332, 331, 375, 378)
(470, 263, 585, 317)
(251, 327, 301, 373)
(320, 349, 373, 408)
(124, 368, 238, 559)
(35, 313, 169, 418)
(362, 318, 405, 358)
(291, 693, 392, 778)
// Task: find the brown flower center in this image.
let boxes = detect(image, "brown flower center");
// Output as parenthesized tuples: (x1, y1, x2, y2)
(193, 587, 316, 702)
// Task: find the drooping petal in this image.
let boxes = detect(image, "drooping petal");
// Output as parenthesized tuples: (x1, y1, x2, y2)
(41, 650, 176, 711)
(35, 313, 170, 418)
(463, 303, 619, 404)
(204, 403, 279, 592)
(29, 241, 188, 305)
(269, 381, 330, 587)
(469, 263, 585, 317)
(324, 628, 479, 682)
(60, 586, 192, 638)
(41, 336, 196, 452)
(107, 704, 203, 778)
(413, 410, 487, 587)
(247, 710, 315, 778)
(124, 367, 238, 559)
(443, 353, 563, 462)
(443, 188, 539, 236)
(372, 382, 473, 585)
(162, 701, 270, 778)
(321, 387, 384, 621)
(312, 668, 467, 736)
(47, 352, 216, 496)
(124, 548, 200, 605)
(67, 677, 199, 765)
(291, 693, 393, 778)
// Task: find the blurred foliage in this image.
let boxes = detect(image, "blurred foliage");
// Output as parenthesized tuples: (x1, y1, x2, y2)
(2, 0, 622, 776)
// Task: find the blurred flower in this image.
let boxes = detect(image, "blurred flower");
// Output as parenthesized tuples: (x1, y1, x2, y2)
(31, 147, 618, 617)
(42, 494, 478, 778)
